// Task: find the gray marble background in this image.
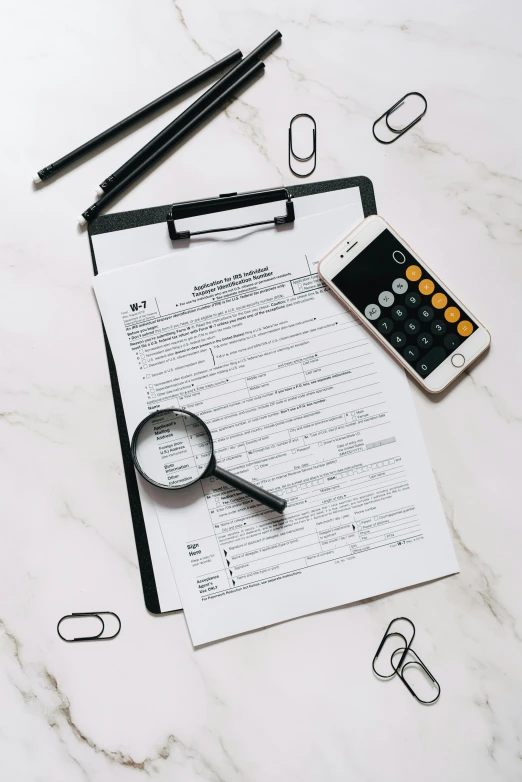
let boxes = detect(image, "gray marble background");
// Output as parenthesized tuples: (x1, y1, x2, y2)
(1, 0, 521, 779)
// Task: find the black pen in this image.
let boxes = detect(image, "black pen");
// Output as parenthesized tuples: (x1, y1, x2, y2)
(95, 30, 282, 196)
(78, 61, 265, 225)
(33, 49, 243, 183)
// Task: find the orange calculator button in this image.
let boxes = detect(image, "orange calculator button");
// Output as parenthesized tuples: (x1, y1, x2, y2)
(444, 307, 460, 323)
(457, 320, 473, 337)
(406, 265, 422, 281)
(418, 279, 435, 296)
(432, 292, 448, 309)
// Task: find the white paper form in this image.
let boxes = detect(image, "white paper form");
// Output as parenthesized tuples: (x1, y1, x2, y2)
(94, 207, 458, 643)
(92, 188, 367, 273)
(92, 189, 367, 613)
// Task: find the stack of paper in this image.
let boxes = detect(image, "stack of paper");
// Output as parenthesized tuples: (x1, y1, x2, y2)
(92, 193, 458, 645)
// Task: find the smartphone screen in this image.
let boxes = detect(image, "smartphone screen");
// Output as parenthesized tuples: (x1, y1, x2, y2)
(331, 228, 477, 379)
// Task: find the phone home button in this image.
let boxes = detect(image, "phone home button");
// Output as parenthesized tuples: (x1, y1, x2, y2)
(451, 353, 465, 368)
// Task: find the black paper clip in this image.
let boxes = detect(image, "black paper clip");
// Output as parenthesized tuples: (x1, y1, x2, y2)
(288, 114, 317, 177)
(391, 647, 441, 705)
(57, 612, 121, 642)
(372, 617, 415, 679)
(372, 92, 427, 144)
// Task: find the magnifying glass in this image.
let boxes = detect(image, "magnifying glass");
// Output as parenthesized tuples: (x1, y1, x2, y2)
(130, 408, 287, 514)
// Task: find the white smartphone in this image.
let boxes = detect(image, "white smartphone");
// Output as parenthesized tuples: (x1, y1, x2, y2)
(318, 216, 490, 394)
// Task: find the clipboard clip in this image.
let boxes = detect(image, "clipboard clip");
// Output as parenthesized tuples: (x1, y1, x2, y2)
(167, 187, 295, 241)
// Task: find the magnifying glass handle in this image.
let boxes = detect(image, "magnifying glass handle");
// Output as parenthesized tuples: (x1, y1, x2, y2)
(213, 466, 287, 514)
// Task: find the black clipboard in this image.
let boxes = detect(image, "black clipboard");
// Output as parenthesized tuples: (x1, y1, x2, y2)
(88, 176, 376, 614)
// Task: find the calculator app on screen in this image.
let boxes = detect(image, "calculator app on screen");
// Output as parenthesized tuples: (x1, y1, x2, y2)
(331, 229, 477, 379)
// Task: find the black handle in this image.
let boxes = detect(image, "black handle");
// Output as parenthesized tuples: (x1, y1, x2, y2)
(167, 187, 295, 240)
(213, 465, 287, 514)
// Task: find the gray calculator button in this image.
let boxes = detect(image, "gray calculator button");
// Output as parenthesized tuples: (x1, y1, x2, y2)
(431, 319, 446, 336)
(390, 332, 406, 348)
(419, 305, 434, 322)
(392, 278, 408, 294)
(404, 345, 419, 362)
(365, 304, 381, 321)
(378, 291, 394, 307)
(406, 292, 421, 308)
(405, 318, 420, 335)
(391, 305, 407, 321)
(417, 332, 434, 349)
(416, 347, 447, 377)
(444, 333, 459, 351)
(377, 318, 393, 335)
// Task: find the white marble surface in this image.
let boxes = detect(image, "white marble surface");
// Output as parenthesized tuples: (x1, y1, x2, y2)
(1, 0, 521, 779)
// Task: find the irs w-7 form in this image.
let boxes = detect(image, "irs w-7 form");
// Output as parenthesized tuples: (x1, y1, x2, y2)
(93, 208, 458, 645)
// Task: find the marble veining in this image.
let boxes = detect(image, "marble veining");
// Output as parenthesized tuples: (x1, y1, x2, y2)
(1, 0, 522, 779)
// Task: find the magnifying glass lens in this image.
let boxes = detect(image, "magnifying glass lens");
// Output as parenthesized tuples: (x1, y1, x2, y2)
(132, 408, 287, 512)
(134, 410, 212, 488)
